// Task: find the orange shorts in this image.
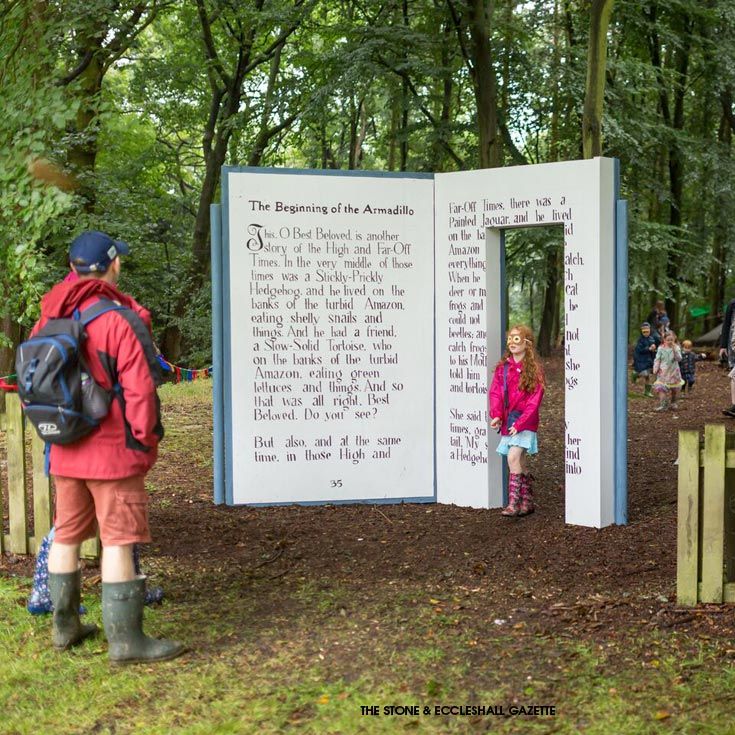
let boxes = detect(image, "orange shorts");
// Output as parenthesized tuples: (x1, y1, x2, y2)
(52, 475, 151, 546)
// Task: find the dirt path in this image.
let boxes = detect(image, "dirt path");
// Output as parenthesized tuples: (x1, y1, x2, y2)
(4, 355, 735, 679)
(152, 357, 735, 649)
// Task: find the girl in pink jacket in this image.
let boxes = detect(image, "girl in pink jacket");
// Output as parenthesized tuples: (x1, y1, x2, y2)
(488, 324, 545, 516)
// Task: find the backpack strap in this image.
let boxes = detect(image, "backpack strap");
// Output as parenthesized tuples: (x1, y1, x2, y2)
(74, 299, 129, 391)
(73, 299, 128, 326)
(502, 361, 509, 412)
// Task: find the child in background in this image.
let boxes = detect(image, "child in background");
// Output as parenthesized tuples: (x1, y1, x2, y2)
(658, 315, 671, 342)
(653, 331, 684, 411)
(632, 322, 658, 396)
(646, 300, 667, 333)
(679, 339, 705, 396)
(488, 325, 545, 517)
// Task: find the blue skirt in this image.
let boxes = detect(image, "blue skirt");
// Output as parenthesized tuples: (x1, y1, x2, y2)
(496, 430, 539, 456)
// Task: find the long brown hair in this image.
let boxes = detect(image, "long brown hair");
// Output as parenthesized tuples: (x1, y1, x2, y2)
(496, 324, 545, 393)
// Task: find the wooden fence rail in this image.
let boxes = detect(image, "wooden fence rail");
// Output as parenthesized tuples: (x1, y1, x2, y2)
(1, 393, 98, 559)
(677, 424, 735, 605)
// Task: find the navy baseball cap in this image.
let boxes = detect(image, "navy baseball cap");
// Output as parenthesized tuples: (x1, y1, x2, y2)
(69, 230, 130, 273)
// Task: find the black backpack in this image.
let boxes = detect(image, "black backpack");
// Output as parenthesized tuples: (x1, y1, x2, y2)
(15, 299, 128, 445)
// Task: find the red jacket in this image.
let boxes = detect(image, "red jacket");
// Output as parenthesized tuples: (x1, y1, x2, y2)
(31, 279, 163, 479)
(488, 358, 544, 435)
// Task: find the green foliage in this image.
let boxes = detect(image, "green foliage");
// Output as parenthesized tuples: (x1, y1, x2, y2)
(0, 161, 74, 344)
(2, 0, 735, 356)
(0, 2, 80, 345)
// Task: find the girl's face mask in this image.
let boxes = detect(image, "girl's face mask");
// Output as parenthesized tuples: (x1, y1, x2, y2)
(507, 333, 530, 353)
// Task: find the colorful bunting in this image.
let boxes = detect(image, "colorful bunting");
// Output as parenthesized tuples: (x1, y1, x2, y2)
(3, 356, 213, 392)
(156, 355, 213, 384)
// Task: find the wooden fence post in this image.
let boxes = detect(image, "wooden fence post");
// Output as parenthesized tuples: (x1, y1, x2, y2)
(725, 431, 735, 596)
(701, 425, 726, 602)
(80, 536, 100, 559)
(677, 430, 700, 606)
(1, 399, 99, 560)
(0, 411, 4, 554)
(6, 393, 27, 555)
(31, 431, 52, 547)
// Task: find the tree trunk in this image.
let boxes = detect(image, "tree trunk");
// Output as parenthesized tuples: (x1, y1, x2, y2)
(552, 279, 563, 347)
(549, 0, 561, 162)
(399, 0, 410, 171)
(563, 0, 584, 159)
(247, 43, 284, 167)
(173, 1, 309, 361)
(352, 99, 368, 169)
(191, 156, 223, 277)
(468, 0, 501, 168)
(387, 86, 400, 171)
(66, 49, 105, 212)
(536, 0, 564, 352)
(529, 280, 534, 332)
(537, 245, 562, 356)
(663, 17, 692, 330)
(647, 5, 692, 330)
(431, 12, 454, 171)
(582, 0, 615, 159)
(348, 96, 368, 170)
(61, 5, 162, 212)
(193, 79, 231, 280)
(710, 90, 733, 323)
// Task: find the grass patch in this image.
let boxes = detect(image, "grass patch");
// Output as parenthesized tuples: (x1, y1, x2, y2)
(3, 575, 735, 734)
(5, 366, 735, 733)
(158, 379, 213, 407)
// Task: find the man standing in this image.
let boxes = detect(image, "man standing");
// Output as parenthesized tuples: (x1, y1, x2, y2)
(33, 230, 184, 664)
(719, 297, 735, 418)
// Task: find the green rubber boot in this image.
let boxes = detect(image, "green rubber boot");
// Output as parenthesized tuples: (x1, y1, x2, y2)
(49, 571, 98, 650)
(102, 577, 185, 665)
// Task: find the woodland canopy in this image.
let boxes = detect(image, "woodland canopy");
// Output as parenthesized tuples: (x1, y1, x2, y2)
(1, 0, 733, 372)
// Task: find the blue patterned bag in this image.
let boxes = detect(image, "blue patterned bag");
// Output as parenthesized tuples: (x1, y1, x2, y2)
(28, 529, 164, 614)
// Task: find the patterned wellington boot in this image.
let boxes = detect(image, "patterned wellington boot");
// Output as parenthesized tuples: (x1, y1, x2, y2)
(518, 474, 535, 517)
(501, 473, 522, 516)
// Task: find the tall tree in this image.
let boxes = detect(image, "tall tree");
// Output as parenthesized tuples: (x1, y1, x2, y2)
(710, 87, 734, 323)
(582, 0, 615, 158)
(647, 1, 694, 328)
(59, 1, 169, 210)
(191, 0, 312, 277)
(448, 0, 502, 168)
